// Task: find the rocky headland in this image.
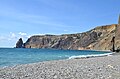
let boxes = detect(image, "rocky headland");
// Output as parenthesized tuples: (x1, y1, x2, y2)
(16, 24, 119, 51)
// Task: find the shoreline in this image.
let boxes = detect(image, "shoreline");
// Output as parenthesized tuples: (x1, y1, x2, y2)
(0, 51, 113, 68)
(0, 52, 120, 79)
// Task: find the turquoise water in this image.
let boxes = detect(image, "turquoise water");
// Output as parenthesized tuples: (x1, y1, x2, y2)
(0, 48, 111, 67)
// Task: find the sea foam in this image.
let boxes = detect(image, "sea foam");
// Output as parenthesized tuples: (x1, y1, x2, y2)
(69, 52, 113, 59)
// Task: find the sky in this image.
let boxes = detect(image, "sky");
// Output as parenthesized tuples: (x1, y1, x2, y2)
(0, 0, 120, 47)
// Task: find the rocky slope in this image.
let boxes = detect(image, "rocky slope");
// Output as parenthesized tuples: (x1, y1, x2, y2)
(16, 24, 118, 50)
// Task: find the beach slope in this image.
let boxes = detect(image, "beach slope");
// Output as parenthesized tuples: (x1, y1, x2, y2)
(0, 55, 120, 79)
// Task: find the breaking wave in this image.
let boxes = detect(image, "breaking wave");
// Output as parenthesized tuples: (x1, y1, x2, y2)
(69, 52, 113, 59)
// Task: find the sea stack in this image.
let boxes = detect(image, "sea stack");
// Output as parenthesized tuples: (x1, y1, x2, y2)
(16, 38, 24, 48)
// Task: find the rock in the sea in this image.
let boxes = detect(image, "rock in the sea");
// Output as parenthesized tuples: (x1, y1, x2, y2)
(16, 38, 24, 48)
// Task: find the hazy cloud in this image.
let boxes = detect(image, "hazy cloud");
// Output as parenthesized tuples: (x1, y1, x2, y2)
(10, 32, 16, 39)
(18, 32, 27, 36)
(64, 30, 68, 32)
(0, 32, 30, 42)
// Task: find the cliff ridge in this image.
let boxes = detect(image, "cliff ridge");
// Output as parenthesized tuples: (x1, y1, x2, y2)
(16, 24, 118, 50)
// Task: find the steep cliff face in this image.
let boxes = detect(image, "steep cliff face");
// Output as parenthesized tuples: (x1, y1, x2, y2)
(115, 15, 120, 50)
(20, 24, 117, 50)
(86, 24, 117, 50)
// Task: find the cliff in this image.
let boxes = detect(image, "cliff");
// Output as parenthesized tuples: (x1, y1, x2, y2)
(16, 24, 118, 50)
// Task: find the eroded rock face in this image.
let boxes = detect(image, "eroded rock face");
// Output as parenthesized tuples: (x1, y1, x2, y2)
(22, 24, 117, 50)
(115, 15, 120, 50)
(16, 38, 24, 48)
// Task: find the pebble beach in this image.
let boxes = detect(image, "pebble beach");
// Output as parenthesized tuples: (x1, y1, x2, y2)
(0, 54, 120, 79)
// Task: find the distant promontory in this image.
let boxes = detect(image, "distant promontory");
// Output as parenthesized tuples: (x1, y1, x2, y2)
(16, 24, 120, 51)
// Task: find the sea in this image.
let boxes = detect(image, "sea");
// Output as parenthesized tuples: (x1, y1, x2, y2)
(0, 48, 112, 67)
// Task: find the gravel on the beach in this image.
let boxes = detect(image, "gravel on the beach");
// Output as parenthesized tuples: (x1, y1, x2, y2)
(0, 55, 120, 79)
